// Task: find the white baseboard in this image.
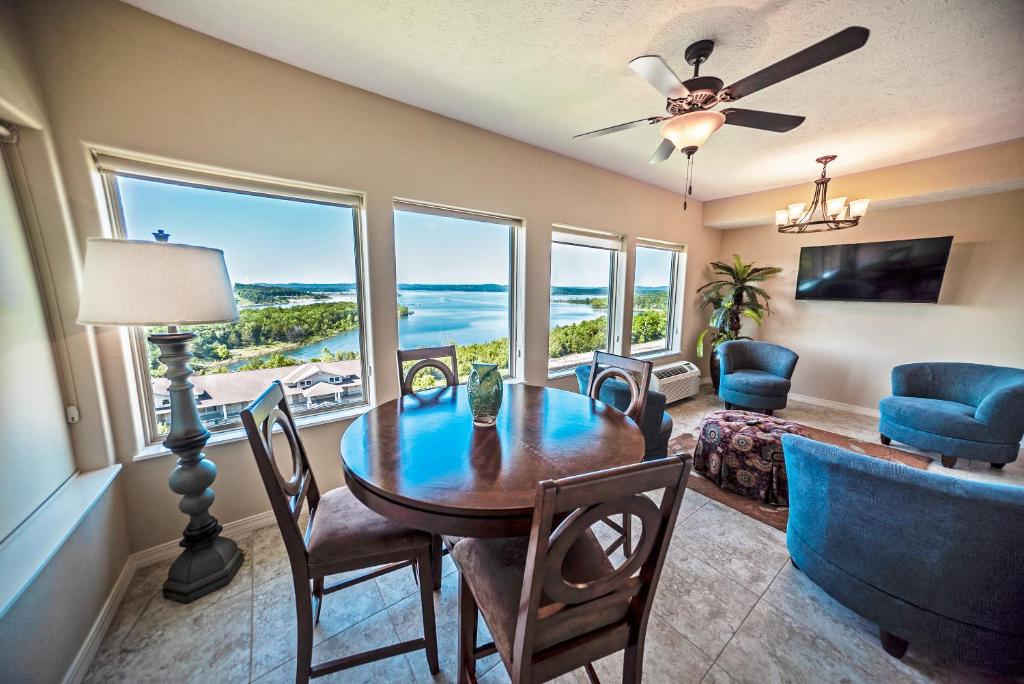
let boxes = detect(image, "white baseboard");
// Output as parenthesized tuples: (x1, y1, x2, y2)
(63, 508, 276, 683)
(788, 393, 880, 418)
(62, 556, 136, 684)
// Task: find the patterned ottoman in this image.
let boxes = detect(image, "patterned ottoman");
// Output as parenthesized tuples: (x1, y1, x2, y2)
(693, 410, 805, 506)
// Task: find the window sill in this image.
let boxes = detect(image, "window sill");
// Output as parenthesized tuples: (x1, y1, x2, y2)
(547, 366, 579, 380)
(0, 463, 122, 618)
(133, 403, 373, 461)
(632, 349, 680, 362)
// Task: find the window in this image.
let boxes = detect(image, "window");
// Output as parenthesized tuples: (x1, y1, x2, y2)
(548, 226, 623, 374)
(96, 154, 369, 440)
(393, 201, 522, 390)
(1, 146, 76, 543)
(631, 240, 684, 356)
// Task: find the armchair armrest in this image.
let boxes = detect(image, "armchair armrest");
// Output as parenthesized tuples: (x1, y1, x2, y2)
(975, 382, 1024, 431)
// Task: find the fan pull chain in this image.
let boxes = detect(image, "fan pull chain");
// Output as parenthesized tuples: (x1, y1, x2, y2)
(683, 153, 695, 210)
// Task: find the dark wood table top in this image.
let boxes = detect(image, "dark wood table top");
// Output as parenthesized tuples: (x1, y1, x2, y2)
(341, 383, 645, 537)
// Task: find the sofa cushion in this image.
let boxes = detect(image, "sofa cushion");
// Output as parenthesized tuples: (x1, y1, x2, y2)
(721, 369, 791, 397)
(879, 396, 999, 443)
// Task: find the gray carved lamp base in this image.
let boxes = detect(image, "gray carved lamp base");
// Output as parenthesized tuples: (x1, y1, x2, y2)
(152, 330, 243, 603)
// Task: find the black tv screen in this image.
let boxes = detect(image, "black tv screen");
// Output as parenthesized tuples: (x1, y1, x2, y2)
(795, 236, 953, 303)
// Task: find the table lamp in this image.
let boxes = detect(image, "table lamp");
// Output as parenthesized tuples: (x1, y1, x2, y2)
(78, 235, 243, 603)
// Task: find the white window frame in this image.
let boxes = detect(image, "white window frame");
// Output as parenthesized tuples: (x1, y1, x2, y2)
(392, 199, 525, 381)
(94, 152, 373, 446)
(631, 238, 687, 358)
(548, 225, 625, 376)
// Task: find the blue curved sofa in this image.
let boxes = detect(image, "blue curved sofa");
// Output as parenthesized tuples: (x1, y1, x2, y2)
(879, 363, 1024, 468)
(575, 364, 672, 460)
(782, 434, 1024, 674)
(718, 340, 799, 415)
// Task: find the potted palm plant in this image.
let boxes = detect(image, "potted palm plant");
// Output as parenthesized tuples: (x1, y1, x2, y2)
(697, 255, 782, 394)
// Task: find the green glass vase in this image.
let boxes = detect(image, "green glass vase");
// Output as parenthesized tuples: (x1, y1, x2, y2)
(467, 362, 503, 427)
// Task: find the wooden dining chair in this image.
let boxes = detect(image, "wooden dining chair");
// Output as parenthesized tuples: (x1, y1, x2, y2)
(451, 455, 692, 683)
(583, 351, 654, 558)
(397, 344, 459, 396)
(241, 381, 439, 684)
(396, 344, 461, 585)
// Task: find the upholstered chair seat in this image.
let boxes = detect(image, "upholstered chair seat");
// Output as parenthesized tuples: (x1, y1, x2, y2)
(878, 362, 1024, 467)
(450, 531, 615, 657)
(307, 487, 433, 571)
(717, 340, 799, 414)
(575, 364, 673, 460)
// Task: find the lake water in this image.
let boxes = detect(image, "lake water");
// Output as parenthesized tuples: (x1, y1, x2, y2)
(229, 289, 602, 369)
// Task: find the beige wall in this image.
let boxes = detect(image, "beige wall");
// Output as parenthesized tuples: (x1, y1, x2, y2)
(715, 187, 1024, 410)
(0, 480, 130, 683)
(16, 0, 722, 551)
(0, 1, 129, 680)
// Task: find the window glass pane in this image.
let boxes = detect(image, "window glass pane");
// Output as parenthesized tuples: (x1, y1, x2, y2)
(393, 207, 513, 390)
(115, 175, 367, 435)
(549, 242, 612, 371)
(632, 246, 674, 355)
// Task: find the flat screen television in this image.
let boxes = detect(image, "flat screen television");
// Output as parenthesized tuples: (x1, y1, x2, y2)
(795, 236, 953, 303)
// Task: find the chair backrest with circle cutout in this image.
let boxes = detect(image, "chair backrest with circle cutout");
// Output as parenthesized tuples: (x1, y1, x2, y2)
(397, 344, 459, 396)
(241, 381, 321, 571)
(510, 454, 691, 682)
(585, 351, 653, 424)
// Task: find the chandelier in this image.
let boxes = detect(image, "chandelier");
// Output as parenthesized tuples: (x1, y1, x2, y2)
(775, 155, 869, 233)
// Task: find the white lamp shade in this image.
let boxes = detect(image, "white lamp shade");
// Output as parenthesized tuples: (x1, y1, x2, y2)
(659, 111, 726, 151)
(77, 238, 238, 326)
(849, 198, 871, 218)
(774, 209, 790, 226)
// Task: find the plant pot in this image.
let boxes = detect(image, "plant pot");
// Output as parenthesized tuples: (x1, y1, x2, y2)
(709, 348, 722, 395)
(467, 362, 503, 427)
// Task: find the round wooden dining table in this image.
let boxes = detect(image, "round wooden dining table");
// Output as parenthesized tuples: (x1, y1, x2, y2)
(341, 383, 645, 538)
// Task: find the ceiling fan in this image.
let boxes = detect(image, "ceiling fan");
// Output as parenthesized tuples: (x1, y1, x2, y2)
(574, 26, 869, 205)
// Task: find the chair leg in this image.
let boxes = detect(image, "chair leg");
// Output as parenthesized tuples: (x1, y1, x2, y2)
(294, 575, 315, 684)
(621, 513, 632, 557)
(880, 434, 891, 446)
(724, 402, 732, 409)
(765, 409, 774, 416)
(458, 574, 479, 684)
(991, 462, 1006, 469)
(622, 641, 644, 683)
(417, 550, 440, 674)
(430, 534, 443, 591)
(880, 628, 908, 659)
(941, 455, 957, 469)
(312, 577, 324, 626)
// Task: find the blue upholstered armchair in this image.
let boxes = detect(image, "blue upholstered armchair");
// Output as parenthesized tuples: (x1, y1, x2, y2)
(879, 362, 1024, 468)
(782, 435, 1024, 674)
(575, 364, 672, 460)
(717, 340, 799, 414)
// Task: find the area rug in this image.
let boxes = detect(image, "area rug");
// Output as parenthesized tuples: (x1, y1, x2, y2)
(669, 423, 931, 532)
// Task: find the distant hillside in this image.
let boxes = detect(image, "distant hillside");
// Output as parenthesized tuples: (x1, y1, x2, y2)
(234, 283, 327, 305)
(262, 282, 357, 293)
(398, 283, 508, 292)
(551, 286, 608, 296)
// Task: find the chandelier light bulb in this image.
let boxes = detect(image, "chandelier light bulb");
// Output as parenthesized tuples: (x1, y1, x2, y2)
(826, 196, 847, 218)
(774, 209, 790, 227)
(659, 111, 726, 153)
(788, 203, 806, 221)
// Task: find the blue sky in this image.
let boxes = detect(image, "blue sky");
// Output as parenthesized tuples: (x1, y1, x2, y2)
(118, 177, 672, 288)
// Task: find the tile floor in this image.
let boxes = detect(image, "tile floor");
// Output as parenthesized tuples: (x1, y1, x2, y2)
(85, 387, 1023, 683)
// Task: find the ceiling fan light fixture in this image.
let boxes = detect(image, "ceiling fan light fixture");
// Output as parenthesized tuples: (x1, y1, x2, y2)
(659, 111, 725, 154)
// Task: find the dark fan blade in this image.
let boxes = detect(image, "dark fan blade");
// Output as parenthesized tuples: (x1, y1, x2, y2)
(724, 27, 869, 101)
(722, 108, 805, 132)
(573, 116, 663, 140)
(629, 55, 689, 98)
(649, 138, 676, 164)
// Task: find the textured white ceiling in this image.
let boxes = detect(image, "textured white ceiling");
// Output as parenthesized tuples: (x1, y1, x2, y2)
(122, 0, 1024, 200)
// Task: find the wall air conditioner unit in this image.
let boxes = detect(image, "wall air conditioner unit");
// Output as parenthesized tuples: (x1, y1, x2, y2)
(650, 360, 701, 404)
